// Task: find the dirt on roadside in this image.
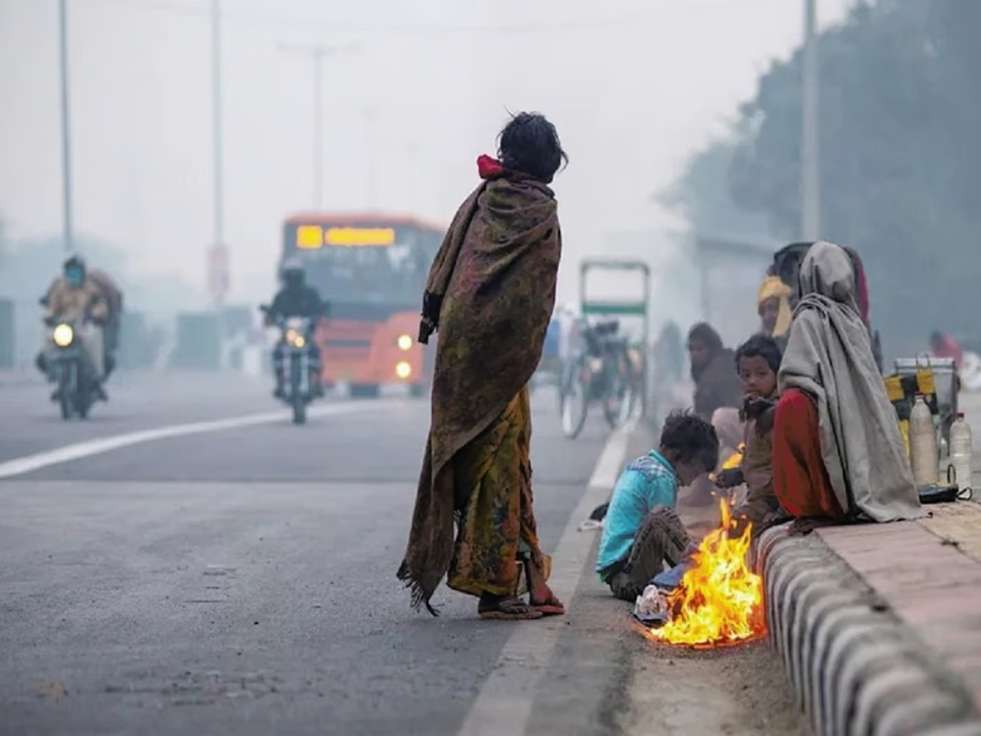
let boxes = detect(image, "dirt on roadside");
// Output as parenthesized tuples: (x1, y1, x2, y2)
(618, 418, 810, 736)
(619, 637, 810, 736)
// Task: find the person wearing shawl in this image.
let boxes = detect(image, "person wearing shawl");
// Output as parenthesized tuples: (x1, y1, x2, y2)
(774, 241, 921, 522)
(687, 322, 743, 423)
(775, 241, 882, 371)
(397, 113, 567, 620)
(757, 275, 793, 347)
(684, 323, 743, 505)
(687, 322, 743, 454)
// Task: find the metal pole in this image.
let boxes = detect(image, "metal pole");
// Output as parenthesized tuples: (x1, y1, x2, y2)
(313, 49, 323, 209)
(363, 107, 377, 208)
(279, 43, 359, 209)
(58, 0, 74, 253)
(801, 0, 820, 240)
(211, 0, 224, 246)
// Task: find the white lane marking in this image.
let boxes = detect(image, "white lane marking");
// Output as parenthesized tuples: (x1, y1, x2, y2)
(458, 417, 637, 736)
(0, 400, 399, 480)
(588, 417, 634, 491)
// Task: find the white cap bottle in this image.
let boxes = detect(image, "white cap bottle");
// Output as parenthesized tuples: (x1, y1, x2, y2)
(910, 395, 939, 487)
(949, 412, 973, 492)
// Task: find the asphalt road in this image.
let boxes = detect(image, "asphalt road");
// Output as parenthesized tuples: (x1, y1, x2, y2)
(0, 370, 805, 736)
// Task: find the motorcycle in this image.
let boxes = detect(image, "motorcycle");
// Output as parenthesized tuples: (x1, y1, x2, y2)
(44, 319, 98, 420)
(559, 320, 638, 439)
(261, 307, 319, 425)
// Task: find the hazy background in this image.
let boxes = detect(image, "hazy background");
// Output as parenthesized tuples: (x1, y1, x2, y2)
(0, 0, 853, 318)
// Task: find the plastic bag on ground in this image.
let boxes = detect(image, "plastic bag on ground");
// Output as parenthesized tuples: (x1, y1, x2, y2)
(633, 584, 670, 626)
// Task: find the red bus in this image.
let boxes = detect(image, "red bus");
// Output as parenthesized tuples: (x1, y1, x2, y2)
(280, 212, 443, 396)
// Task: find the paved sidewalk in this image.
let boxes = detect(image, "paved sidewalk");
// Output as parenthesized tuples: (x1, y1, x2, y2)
(761, 500, 981, 735)
(823, 504, 981, 706)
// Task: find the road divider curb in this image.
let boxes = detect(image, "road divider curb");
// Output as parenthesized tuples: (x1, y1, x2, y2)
(757, 524, 981, 736)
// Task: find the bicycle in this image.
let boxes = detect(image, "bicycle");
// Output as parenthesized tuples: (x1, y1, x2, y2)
(559, 320, 638, 439)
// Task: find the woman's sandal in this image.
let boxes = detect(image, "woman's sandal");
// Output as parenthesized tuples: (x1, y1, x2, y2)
(525, 564, 566, 617)
(478, 596, 543, 621)
(529, 595, 565, 617)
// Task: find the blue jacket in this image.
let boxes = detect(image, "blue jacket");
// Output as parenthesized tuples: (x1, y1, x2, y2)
(595, 450, 679, 577)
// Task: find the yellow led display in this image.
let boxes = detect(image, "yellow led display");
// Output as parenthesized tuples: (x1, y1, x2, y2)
(325, 227, 396, 247)
(296, 225, 324, 249)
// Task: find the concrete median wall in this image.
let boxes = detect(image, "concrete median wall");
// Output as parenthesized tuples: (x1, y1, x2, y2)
(757, 525, 981, 736)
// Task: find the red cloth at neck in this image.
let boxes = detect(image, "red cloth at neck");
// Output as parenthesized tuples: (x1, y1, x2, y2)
(477, 154, 504, 180)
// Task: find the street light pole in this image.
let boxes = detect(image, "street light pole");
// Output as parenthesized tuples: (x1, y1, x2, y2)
(279, 43, 358, 210)
(211, 0, 224, 247)
(58, 0, 74, 254)
(801, 0, 820, 240)
(206, 0, 231, 308)
(362, 106, 378, 208)
(312, 47, 325, 209)
(279, 44, 330, 209)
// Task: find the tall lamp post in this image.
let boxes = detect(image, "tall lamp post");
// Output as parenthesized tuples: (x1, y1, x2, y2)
(801, 0, 820, 240)
(278, 43, 358, 209)
(362, 106, 378, 208)
(208, 0, 228, 307)
(279, 43, 332, 209)
(58, 0, 74, 254)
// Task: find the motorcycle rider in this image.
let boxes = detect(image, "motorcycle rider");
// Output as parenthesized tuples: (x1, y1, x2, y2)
(265, 260, 327, 399)
(45, 264, 123, 379)
(39, 254, 110, 399)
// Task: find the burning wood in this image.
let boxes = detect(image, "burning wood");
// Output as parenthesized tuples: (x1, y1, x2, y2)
(648, 498, 765, 647)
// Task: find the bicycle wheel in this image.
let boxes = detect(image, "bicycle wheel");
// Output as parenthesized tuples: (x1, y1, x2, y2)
(561, 361, 590, 439)
(603, 357, 635, 429)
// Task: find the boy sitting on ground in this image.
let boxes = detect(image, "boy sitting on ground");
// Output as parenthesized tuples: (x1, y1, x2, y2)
(714, 334, 785, 535)
(595, 411, 719, 601)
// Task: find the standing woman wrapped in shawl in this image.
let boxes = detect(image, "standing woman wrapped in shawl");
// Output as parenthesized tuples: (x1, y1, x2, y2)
(773, 241, 921, 522)
(398, 113, 567, 620)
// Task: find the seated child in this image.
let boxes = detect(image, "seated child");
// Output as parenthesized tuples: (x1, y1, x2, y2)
(595, 411, 719, 601)
(714, 334, 784, 533)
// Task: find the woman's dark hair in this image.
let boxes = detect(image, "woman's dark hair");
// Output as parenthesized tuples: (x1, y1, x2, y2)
(687, 322, 723, 352)
(735, 334, 783, 374)
(497, 112, 568, 183)
(659, 410, 719, 473)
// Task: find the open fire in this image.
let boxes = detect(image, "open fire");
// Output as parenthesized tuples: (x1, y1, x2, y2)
(648, 499, 765, 647)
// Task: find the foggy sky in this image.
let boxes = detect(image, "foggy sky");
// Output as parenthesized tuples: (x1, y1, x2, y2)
(0, 0, 853, 308)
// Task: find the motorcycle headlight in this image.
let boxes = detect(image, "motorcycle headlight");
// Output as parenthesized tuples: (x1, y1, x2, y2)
(52, 323, 74, 348)
(397, 334, 413, 352)
(589, 357, 604, 373)
(395, 361, 412, 380)
(286, 329, 305, 348)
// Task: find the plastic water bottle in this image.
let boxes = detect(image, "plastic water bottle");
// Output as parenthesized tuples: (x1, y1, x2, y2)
(949, 412, 973, 492)
(910, 395, 938, 487)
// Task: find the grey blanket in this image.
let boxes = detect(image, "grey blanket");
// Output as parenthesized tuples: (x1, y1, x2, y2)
(779, 241, 921, 521)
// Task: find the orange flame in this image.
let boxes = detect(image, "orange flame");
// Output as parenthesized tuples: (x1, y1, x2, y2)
(649, 499, 765, 647)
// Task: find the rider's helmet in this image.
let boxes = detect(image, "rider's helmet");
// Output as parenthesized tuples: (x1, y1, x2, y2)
(281, 259, 306, 289)
(63, 254, 87, 288)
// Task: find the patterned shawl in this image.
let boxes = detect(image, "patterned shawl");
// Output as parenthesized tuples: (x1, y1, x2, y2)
(398, 159, 562, 612)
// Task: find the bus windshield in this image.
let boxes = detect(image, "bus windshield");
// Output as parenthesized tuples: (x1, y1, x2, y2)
(282, 218, 443, 317)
